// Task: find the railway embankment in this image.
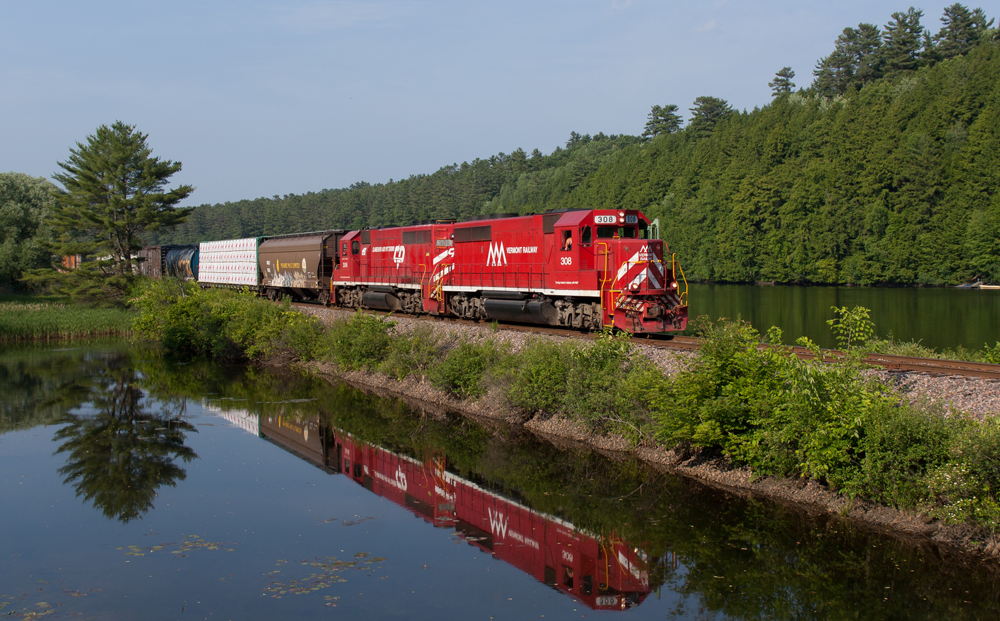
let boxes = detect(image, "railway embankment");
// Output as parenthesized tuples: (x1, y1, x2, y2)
(126, 282, 1000, 562)
(294, 304, 1000, 563)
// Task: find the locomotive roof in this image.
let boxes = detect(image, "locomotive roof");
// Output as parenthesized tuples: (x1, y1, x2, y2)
(553, 210, 591, 227)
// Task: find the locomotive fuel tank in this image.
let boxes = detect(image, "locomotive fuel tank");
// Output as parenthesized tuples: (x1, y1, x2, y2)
(482, 298, 558, 325)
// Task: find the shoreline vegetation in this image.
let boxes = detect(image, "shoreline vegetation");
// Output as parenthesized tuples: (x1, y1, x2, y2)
(128, 279, 1000, 560)
(0, 296, 135, 343)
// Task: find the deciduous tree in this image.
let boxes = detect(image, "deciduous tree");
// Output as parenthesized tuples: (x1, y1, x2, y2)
(0, 173, 54, 289)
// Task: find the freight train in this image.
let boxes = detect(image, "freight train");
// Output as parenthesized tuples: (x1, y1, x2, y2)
(140, 208, 688, 333)
(250, 412, 663, 611)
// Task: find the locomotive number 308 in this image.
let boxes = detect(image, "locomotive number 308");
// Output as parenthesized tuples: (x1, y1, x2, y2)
(594, 215, 617, 224)
(560, 256, 572, 265)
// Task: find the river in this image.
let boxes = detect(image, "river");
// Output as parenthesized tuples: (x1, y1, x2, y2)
(687, 283, 1000, 351)
(2, 341, 999, 619)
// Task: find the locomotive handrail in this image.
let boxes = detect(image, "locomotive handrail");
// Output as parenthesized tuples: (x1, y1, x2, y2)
(598, 242, 615, 327)
(671, 253, 689, 305)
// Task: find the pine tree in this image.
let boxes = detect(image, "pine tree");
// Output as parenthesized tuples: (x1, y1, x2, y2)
(935, 3, 994, 59)
(882, 8, 926, 76)
(641, 104, 683, 139)
(768, 67, 796, 97)
(34, 122, 194, 303)
(688, 96, 733, 139)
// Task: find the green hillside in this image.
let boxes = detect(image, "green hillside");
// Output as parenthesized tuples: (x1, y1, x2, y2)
(149, 5, 999, 285)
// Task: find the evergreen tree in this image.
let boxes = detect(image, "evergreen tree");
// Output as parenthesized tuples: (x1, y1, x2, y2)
(813, 25, 883, 96)
(642, 104, 683, 139)
(768, 67, 796, 97)
(935, 3, 994, 59)
(688, 96, 733, 139)
(849, 24, 885, 86)
(34, 122, 194, 303)
(882, 8, 927, 76)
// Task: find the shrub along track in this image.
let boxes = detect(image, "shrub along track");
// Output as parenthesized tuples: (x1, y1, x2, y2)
(292, 302, 1000, 564)
(292, 301, 1000, 381)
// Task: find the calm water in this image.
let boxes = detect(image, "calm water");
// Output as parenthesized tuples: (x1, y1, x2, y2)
(3, 342, 1000, 619)
(687, 284, 1000, 351)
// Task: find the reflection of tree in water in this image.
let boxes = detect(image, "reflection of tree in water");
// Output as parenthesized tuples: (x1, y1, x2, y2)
(54, 357, 197, 523)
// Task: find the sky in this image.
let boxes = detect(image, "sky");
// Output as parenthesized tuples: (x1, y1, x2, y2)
(1, 1, 981, 207)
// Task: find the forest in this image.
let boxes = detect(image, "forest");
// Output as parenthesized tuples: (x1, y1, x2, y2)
(7, 4, 995, 288)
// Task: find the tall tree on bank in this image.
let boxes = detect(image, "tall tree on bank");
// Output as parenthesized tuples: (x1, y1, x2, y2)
(642, 104, 683, 140)
(33, 122, 194, 304)
(813, 24, 883, 96)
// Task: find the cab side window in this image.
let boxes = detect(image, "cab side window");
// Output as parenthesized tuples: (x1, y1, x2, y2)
(581, 226, 592, 246)
(561, 230, 572, 251)
(351, 241, 360, 255)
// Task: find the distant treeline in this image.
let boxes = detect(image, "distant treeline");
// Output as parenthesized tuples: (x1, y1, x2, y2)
(150, 5, 1000, 285)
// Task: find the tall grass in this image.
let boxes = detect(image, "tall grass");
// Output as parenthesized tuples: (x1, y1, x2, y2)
(0, 301, 135, 342)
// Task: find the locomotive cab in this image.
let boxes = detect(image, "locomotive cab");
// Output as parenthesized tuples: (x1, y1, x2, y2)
(589, 210, 688, 333)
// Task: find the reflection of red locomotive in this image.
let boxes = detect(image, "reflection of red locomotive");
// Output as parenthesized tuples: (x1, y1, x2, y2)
(333, 431, 656, 610)
(255, 414, 658, 609)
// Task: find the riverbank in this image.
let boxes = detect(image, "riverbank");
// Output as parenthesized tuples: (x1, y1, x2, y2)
(0, 298, 135, 342)
(295, 305, 1000, 562)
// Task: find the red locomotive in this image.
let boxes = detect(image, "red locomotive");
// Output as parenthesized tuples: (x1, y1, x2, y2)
(333, 209, 688, 333)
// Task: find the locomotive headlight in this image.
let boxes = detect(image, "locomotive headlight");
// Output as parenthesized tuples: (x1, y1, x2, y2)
(671, 281, 678, 289)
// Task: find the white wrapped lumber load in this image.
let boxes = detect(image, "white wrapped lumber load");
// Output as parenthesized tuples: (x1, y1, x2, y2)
(198, 237, 260, 286)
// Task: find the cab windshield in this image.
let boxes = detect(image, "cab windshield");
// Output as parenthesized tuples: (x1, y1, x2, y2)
(596, 226, 637, 239)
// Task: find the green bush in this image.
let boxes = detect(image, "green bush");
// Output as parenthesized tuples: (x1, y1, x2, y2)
(428, 339, 505, 399)
(322, 312, 396, 370)
(503, 338, 571, 414)
(380, 324, 444, 380)
(985, 343, 1000, 365)
(651, 319, 785, 455)
(131, 279, 321, 361)
(563, 329, 656, 441)
(837, 401, 956, 507)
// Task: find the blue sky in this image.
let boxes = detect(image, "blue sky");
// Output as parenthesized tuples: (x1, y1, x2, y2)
(1, 1, 982, 206)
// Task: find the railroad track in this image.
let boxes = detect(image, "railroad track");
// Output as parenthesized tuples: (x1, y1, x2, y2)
(292, 302, 1000, 381)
